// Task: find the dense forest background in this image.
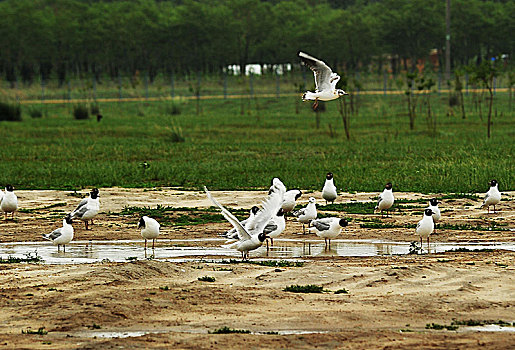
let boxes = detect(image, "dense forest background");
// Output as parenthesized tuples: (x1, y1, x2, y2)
(0, 0, 513, 86)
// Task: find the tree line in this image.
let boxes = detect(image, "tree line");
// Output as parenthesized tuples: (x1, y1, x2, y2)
(0, 0, 513, 87)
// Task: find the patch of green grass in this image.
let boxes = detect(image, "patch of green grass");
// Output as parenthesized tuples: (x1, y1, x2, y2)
(198, 276, 216, 282)
(218, 259, 304, 267)
(1, 95, 514, 192)
(119, 205, 248, 226)
(209, 326, 250, 334)
(22, 327, 48, 335)
(439, 193, 481, 200)
(425, 323, 459, 331)
(159, 286, 170, 290)
(446, 248, 494, 253)
(439, 223, 510, 232)
(451, 319, 514, 327)
(334, 288, 349, 294)
(126, 256, 138, 261)
(88, 323, 102, 329)
(0, 252, 42, 264)
(318, 202, 376, 214)
(284, 284, 325, 293)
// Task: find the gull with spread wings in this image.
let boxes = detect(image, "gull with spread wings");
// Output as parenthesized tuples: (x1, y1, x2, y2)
(298, 51, 348, 110)
(204, 179, 285, 260)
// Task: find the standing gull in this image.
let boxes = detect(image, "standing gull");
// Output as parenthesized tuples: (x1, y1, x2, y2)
(70, 189, 100, 230)
(42, 215, 74, 252)
(138, 216, 160, 251)
(322, 172, 338, 205)
(427, 198, 441, 233)
(1, 185, 18, 220)
(309, 217, 348, 249)
(281, 189, 302, 218)
(298, 51, 348, 110)
(375, 182, 394, 218)
(263, 208, 286, 251)
(293, 197, 317, 234)
(225, 206, 260, 239)
(205, 179, 285, 260)
(416, 209, 434, 252)
(481, 179, 501, 213)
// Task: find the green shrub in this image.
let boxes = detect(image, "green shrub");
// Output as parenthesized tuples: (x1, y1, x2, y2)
(28, 108, 43, 118)
(284, 284, 324, 293)
(73, 104, 89, 120)
(198, 276, 215, 282)
(0, 102, 22, 121)
(166, 102, 181, 115)
(90, 104, 100, 115)
(209, 326, 250, 334)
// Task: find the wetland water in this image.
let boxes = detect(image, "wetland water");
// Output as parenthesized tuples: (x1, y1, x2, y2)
(1, 239, 514, 264)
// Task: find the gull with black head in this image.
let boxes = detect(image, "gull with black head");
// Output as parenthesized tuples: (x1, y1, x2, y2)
(138, 216, 160, 252)
(309, 217, 348, 249)
(481, 179, 501, 214)
(70, 188, 100, 230)
(205, 178, 285, 260)
(322, 172, 337, 205)
(42, 215, 74, 252)
(1, 185, 18, 220)
(375, 182, 394, 218)
(416, 209, 434, 252)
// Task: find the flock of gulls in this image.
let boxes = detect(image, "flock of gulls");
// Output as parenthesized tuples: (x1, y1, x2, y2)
(0, 174, 503, 260)
(0, 52, 505, 260)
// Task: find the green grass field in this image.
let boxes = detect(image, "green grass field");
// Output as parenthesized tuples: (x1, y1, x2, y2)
(0, 93, 513, 192)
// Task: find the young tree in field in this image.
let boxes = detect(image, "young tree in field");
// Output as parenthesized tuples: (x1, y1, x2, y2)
(468, 60, 500, 138)
(453, 68, 466, 119)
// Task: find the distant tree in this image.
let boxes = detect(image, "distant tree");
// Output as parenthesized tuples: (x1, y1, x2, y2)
(468, 60, 500, 138)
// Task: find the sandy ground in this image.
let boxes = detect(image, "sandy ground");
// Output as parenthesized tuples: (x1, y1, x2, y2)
(0, 188, 514, 349)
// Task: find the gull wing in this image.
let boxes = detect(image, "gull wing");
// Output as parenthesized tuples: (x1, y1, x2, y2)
(376, 194, 383, 208)
(312, 219, 332, 231)
(204, 186, 251, 241)
(293, 207, 306, 217)
(298, 51, 333, 92)
(262, 222, 278, 235)
(71, 204, 89, 219)
(0, 190, 3, 206)
(416, 221, 422, 231)
(482, 192, 490, 206)
(44, 228, 62, 241)
(246, 180, 285, 236)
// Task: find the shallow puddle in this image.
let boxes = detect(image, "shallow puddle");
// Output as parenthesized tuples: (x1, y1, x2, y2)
(460, 325, 515, 333)
(0, 239, 514, 264)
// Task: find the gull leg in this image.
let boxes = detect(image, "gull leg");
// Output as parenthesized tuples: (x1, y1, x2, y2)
(85, 221, 89, 230)
(266, 239, 269, 252)
(312, 98, 319, 110)
(152, 239, 155, 250)
(420, 237, 423, 252)
(58, 245, 60, 252)
(271, 238, 273, 247)
(63, 245, 66, 253)
(145, 239, 147, 250)
(427, 237, 430, 253)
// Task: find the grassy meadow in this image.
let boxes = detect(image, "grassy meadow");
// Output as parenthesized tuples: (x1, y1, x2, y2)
(0, 92, 513, 193)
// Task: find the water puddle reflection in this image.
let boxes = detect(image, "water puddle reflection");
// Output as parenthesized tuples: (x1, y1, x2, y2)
(0, 239, 513, 264)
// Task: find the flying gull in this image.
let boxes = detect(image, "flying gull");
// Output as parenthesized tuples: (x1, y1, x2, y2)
(298, 51, 348, 110)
